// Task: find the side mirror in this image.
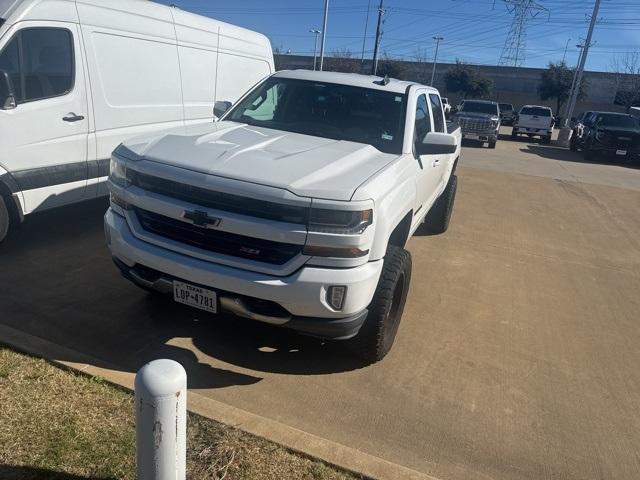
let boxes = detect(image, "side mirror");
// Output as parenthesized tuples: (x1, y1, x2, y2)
(416, 132, 457, 156)
(213, 100, 232, 119)
(0, 70, 16, 110)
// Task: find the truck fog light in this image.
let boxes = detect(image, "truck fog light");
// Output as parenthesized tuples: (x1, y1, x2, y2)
(327, 286, 347, 310)
(110, 192, 131, 211)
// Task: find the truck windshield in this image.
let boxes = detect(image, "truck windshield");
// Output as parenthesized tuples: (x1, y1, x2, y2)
(226, 77, 406, 154)
(499, 103, 513, 112)
(597, 114, 638, 128)
(520, 107, 551, 116)
(460, 102, 498, 115)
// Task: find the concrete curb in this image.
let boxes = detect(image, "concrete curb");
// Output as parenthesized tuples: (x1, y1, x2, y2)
(0, 324, 441, 480)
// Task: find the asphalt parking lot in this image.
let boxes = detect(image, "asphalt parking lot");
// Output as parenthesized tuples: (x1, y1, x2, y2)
(2, 127, 640, 479)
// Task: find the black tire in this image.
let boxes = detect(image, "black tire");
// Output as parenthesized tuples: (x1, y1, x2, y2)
(0, 194, 10, 244)
(423, 174, 457, 234)
(583, 140, 596, 161)
(511, 129, 518, 139)
(542, 136, 551, 145)
(488, 140, 497, 149)
(569, 137, 577, 151)
(348, 245, 411, 363)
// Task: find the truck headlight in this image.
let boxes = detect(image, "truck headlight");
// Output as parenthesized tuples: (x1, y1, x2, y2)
(308, 208, 373, 234)
(109, 155, 129, 188)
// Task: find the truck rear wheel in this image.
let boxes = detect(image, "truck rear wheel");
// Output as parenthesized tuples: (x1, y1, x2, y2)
(348, 245, 411, 363)
(424, 174, 457, 235)
(0, 195, 10, 244)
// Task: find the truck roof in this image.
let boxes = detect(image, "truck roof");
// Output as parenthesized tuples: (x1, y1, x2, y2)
(463, 99, 499, 105)
(273, 70, 432, 95)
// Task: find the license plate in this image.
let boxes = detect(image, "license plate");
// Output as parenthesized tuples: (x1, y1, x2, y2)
(616, 149, 627, 156)
(465, 134, 479, 140)
(173, 281, 217, 313)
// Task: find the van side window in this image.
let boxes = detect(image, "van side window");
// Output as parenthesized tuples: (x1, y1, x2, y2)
(429, 94, 445, 133)
(0, 36, 20, 95)
(0, 28, 74, 104)
(414, 94, 431, 145)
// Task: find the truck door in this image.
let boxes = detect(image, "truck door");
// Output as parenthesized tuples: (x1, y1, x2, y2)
(413, 92, 445, 214)
(0, 22, 89, 215)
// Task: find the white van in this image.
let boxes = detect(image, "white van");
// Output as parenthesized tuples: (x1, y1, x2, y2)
(0, 0, 274, 242)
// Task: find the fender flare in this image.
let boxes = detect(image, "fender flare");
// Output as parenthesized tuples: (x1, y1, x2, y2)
(0, 165, 24, 223)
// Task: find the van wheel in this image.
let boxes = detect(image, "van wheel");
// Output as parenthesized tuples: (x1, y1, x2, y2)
(424, 174, 457, 234)
(348, 246, 411, 363)
(488, 140, 497, 149)
(0, 195, 10, 244)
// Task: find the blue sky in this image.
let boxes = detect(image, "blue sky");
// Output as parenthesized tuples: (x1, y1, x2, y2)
(156, 0, 640, 72)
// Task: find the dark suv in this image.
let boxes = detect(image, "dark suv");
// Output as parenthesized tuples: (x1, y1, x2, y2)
(570, 112, 640, 162)
(499, 103, 515, 125)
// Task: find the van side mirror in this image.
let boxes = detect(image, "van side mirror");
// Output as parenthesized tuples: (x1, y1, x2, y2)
(416, 132, 457, 156)
(213, 100, 232, 119)
(0, 70, 16, 110)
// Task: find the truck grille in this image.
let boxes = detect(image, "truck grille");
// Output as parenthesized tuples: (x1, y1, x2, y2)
(129, 171, 309, 224)
(458, 117, 492, 133)
(135, 208, 302, 265)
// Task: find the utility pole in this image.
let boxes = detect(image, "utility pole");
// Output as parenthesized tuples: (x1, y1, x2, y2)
(563, 43, 585, 121)
(430, 36, 443, 86)
(319, 0, 329, 71)
(360, 0, 372, 64)
(564, 0, 601, 127)
(310, 29, 321, 70)
(371, 0, 384, 76)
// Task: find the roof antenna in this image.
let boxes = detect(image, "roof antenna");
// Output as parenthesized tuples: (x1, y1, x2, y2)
(375, 75, 390, 86)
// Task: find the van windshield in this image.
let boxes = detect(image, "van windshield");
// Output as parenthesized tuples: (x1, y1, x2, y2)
(226, 77, 407, 154)
(460, 101, 498, 115)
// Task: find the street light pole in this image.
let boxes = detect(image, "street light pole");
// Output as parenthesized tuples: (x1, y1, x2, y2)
(310, 29, 321, 70)
(319, 0, 329, 71)
(562, 37, 571, 64)
(430, 36, 443, 86)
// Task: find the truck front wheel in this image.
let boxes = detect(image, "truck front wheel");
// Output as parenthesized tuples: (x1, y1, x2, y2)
(0, 195, 10, 244)
(348, 245, 411, 363)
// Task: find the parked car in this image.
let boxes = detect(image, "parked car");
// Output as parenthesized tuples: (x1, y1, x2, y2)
(570, 111, 640, 161)
(512, 105, 554, 144)
(453, 99, 500, 148)
(0, 0, 274, 243)
(105, 70, 462, 362)
(498, 103, 515, 125)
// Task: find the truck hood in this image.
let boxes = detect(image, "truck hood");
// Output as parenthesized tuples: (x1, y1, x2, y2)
(121, 122, 399, 201)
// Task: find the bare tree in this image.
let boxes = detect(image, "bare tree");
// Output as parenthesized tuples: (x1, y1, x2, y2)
(610, 52, 640, 112)
(412, 46, 430, 83)
(324, 48, 361, 73)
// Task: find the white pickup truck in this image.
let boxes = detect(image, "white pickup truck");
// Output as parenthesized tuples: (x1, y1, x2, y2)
(105, 70, 462, 362)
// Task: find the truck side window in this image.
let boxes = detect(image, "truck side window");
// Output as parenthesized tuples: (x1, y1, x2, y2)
(0, 28, 74, 104)
(429, 94, 445, 133)
(414, 94, 431, 144)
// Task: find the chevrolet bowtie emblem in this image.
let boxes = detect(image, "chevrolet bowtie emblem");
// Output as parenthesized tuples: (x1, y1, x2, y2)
(183, 210, 222, 228)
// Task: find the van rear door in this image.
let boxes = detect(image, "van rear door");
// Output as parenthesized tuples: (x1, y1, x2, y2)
(0, 22, 89, 214)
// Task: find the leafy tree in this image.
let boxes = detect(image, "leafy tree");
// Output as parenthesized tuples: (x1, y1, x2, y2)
(444, 61, 493, 99)
(538, 61, 588, 114)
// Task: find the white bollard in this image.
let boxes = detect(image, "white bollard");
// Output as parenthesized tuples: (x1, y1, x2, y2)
(135, 359, 187, 480)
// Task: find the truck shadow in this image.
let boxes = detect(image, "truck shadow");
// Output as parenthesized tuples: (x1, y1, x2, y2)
(1, 198, 369, 390)
(0, 465, 113, 480)
(520, 144, 640, 169)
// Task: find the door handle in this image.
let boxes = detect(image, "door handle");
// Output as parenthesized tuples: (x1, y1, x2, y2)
(432, 158, 441, 167)
(63, 113, 85, 122)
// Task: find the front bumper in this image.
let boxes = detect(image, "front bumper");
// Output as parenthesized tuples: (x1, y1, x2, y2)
(589, 143, 640, 159)
(462, 130, 498, 142)
(105, 209, 381, 338)
(513, 126, 552, 137)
